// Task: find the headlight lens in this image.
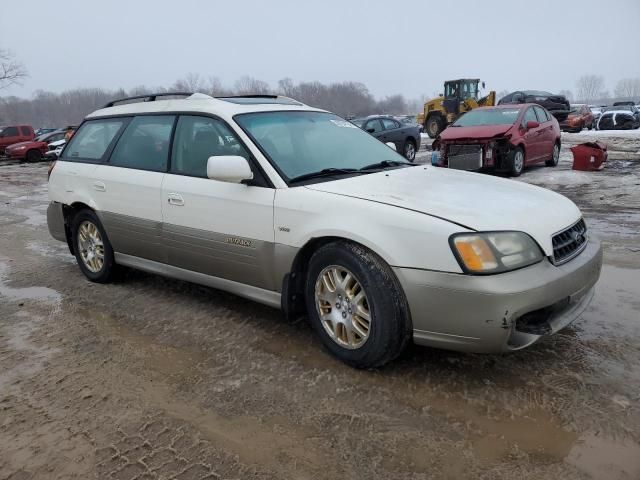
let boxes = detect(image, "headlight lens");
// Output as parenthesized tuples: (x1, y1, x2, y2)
(450, 232, 543, 274)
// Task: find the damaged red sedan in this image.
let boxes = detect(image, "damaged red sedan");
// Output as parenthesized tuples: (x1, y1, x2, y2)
(433, 104, 561, 177)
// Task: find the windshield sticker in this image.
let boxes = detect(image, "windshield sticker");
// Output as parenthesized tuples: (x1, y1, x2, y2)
(330, 119, 358, 128)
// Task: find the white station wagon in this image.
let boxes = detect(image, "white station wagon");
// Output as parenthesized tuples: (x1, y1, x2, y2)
(47, 93, 602, 367)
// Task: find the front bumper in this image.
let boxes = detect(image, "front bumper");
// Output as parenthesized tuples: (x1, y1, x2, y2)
(394, 237, 602, 353)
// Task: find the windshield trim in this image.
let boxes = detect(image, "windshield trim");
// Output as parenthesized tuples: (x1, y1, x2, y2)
(233, 110, 407, 187)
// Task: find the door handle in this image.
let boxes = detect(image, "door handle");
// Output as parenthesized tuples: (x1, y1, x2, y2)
(92, 181, 106, 192)
(167, 193, 184, 206)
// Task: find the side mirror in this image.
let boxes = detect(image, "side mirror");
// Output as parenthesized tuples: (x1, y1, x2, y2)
(366, 128, 375, 133)
(526, 120, 540, 130)
(206, 155, 254, 183)
(385, 142, 397, 151)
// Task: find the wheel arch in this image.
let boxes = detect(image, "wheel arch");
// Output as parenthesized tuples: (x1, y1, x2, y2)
(61, 202, 95, 254)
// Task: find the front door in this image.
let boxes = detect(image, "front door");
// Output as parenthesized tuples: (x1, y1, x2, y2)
(161, 115, 276, 290)
(521, 106, 543, 162)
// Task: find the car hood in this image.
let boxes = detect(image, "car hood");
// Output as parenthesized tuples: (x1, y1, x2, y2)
(440, 124, 512, 141)
(306, 167, 581, 255)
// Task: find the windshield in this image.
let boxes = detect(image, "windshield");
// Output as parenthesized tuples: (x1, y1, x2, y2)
(605, 106, 632, 112)
(452, 108, 520, 127)
(235, 111, 408, 181)
(570, 105, 585, 112)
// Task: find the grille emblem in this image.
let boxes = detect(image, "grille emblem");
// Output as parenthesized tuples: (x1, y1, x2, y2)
(572, 231, 585, 244)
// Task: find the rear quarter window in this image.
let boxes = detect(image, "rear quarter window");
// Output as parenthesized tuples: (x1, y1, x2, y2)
(62, 119, 128, 161)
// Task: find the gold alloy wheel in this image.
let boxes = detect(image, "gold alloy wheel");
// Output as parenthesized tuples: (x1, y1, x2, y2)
(315, 266, 371, 349)
(77, 220, 105, 273)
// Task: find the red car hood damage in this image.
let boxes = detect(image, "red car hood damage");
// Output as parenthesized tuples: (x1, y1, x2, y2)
(440, 124, 512, 141)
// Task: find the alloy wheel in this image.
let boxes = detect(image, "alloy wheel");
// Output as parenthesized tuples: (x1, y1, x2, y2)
(514, 150, 524, 173)
(405, 142, 416, 161)
(314, 266, 371, 349)
(77, 220, 105, 273)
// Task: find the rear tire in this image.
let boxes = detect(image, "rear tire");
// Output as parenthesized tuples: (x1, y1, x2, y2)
(425, 115, 444, 139)
(305, 241, 411, 368)
(509, 146, 525, 176)
(546, 142, 560, 167)
(26, 149, 41, 162)
(403, 139, 416, 162)
(71, 209, 116, 283)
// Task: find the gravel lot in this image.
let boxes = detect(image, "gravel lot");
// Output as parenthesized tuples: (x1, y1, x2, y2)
(1, 130, 639, 479)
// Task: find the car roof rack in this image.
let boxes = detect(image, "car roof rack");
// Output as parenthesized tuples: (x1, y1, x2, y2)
(102, 92, 194, 108)
(215, 94, 303, 106)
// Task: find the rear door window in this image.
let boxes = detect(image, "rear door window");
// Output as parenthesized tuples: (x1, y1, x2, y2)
(109, 115, 175, 172)
(63, 119, 127, 161)
(20, 126, 31, 136)
(171, 115, 250, 178)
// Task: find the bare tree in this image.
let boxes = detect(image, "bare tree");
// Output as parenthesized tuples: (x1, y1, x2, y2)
(234, 76, 271, 95)
(172, 73, 209, 93)
(614, 78, 640, 99)
(575, 75, 605, 103)
(0, 48, 28, 89)
(558, 89, 574, 102)
(376, 94, 407, 115)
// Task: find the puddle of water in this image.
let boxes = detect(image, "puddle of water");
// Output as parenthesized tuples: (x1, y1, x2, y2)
(566, 433, 640, 478)
(0, 261, 62, 304)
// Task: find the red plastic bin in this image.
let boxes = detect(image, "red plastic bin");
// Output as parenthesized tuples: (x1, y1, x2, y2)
(570, 142, 607, 171)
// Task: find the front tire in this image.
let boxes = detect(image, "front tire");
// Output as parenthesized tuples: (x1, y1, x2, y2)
(305, 241, 411, 368)
(509, 146, 525, 176)
(546, 142, 560, 167)
(403, 139, 416, 162)
(71, 209, 116, 283)
(26, 149, 42, 162)
(425, 115, 444, 139)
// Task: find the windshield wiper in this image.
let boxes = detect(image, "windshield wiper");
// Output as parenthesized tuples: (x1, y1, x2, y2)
(288, 168, 361, 184)
(359, 160, 412, 171)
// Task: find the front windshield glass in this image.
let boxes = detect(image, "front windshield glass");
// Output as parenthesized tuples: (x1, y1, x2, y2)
(605, 106, 631, 112)
(235, 111, 408, 181)
(452, 108, 520, 127)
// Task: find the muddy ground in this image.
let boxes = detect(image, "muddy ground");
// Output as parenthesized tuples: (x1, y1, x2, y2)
(1, 131, 639, 479)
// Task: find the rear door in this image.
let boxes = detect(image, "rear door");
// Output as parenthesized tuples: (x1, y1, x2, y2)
(161, 115, 276, 289)
(92, 115, 175, 263)
(380, 118, 403, 149)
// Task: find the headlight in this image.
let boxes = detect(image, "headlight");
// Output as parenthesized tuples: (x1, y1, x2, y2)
(450, 232, 543, 274)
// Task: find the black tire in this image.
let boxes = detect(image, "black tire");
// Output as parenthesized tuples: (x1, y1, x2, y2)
(403, 139, 416, 162)
(425, 115, 444, 139)
(71, 209, 116, 283)
(546, 141, 560, 167)
(26, 149, 42, 162)
(508, 146, 525, 177)
(587, 122, 593, 130)
(305, 241, 412, 368)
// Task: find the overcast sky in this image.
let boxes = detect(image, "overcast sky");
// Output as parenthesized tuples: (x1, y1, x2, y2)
(1, 0, 639, 100)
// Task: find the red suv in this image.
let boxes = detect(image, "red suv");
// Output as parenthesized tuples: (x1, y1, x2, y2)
(433, 104, 561, 177)
(0, 125, 35, 156)
(4, 129, 66, 162)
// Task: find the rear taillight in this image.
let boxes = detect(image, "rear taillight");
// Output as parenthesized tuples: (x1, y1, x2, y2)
(47, 161, 56, 180)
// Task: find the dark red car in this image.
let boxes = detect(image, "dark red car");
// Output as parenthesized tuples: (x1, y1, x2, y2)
(433, 104, 561, 177)
(4, 130, 66, 162)
(0, 125, 35, 156)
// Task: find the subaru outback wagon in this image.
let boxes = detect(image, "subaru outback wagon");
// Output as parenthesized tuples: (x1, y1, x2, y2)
(47, 93, 602, 368)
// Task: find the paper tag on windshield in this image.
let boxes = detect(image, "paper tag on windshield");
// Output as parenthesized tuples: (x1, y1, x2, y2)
(330, 120, 357, 128)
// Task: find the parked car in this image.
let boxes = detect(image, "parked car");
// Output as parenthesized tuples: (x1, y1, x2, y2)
(597, 108, 640, 130)
(433, 104, 561, 177)
(44, 139, 67, 160)
(612, 101, 635, 107)
(0, 125, 35, 156)
(560, 104, 594, 132)
(350, 115, 421, 161)
(46, 92, 602, 368)
(4, 129, 66, 162)
(589, 105, 604, 124)
(34, 128, 58, 137)
(498, 91, 571, 121)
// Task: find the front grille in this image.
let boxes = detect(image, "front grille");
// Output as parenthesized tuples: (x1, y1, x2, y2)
(552, 218, 587, 265)
(447, 144, 483, 170)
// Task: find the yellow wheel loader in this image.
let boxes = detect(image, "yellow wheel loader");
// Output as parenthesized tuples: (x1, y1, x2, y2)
(418, 79, 496, 138)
